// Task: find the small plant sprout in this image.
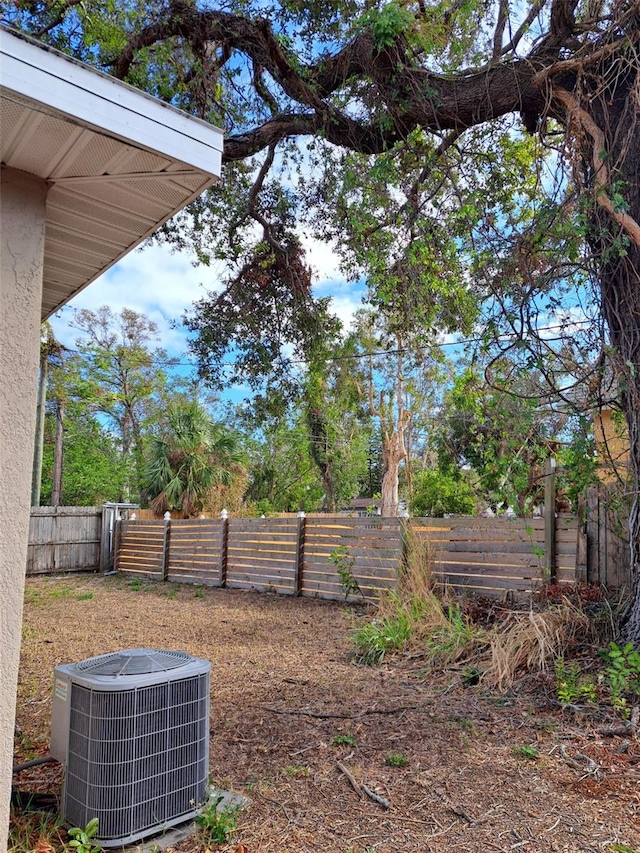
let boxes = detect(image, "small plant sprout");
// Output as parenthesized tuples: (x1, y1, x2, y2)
(279, 763, 310, 777)
(385, 753, 408, 767)
(330, 545, 362, 599)
(67, 817, 101, 853)
(332, 733, 358, 748)
(511, 744, 540, 760)
(195, 795, 240, 844)
(554, 657, 597, 706)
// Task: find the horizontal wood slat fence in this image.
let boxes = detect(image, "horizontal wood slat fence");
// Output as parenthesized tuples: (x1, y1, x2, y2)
(115, 514, 579, 599)
(27, 506, 102, 575)
(410, 515, 578, 595)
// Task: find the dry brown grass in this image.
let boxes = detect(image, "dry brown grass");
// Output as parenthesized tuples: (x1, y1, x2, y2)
(483, 601, 594, 690)
(11, 574, 640, 853)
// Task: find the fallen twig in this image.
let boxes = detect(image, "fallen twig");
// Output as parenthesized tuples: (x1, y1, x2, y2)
(262, 704, 419, 719)
(598, 706, 639, 737)
(336, 761, 362, 798)
(559, 745, 600, 779)
(361, 785, 390, 809)
(336, 763, 390, 808)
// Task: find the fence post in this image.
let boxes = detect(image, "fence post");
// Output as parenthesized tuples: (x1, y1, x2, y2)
(161, 512, 171, 581)
(544, 457, 557, 583)
(113, 516, 122, 573)
(99, 504, 112, 572)
(294, 511, 306, 596)
(575, 494, 588, 583)
(220, 509, 228, 587)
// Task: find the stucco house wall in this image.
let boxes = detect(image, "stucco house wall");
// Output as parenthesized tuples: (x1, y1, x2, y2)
(0, 26, 223, 850)
(0, 168, 48, 850)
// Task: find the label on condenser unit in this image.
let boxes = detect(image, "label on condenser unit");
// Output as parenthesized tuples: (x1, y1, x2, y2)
(54, 678, 68, 701)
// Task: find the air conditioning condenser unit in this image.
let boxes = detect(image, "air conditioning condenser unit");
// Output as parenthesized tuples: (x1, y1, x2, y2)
(50, 647, 210, 848)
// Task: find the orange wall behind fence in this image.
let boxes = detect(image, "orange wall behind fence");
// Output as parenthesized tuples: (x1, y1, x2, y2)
(594, 408, 631, 483)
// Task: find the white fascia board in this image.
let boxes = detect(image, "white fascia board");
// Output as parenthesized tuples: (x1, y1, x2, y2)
(0, 28, 223, 176)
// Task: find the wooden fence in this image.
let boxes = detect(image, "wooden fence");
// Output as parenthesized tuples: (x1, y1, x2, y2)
(27, 506, 102, 575)
(411, 515, 579, 595)
(116, 516, 403, 600)
(585, 483, 631, 588)
(115, 514, 578, 599)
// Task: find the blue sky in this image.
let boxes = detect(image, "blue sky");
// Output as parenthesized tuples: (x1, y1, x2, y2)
(49, 237, 366, 400)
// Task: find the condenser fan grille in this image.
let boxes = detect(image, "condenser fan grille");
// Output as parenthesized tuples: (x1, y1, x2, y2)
(75, 648, 193, 676)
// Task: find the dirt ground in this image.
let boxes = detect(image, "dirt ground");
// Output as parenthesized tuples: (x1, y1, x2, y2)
(11, 574, 640, 853)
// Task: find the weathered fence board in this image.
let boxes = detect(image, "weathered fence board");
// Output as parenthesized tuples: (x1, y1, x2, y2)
(226, 518, 299, 594)
(113, 513, 579, 601)
(166, 519, 225, 586)
(411, 515, 577, 596)
(302, 517, 402, 600)
(27, 507, 101, 574)
(586, 484, 631, 588)
(116, 520, 165, 578)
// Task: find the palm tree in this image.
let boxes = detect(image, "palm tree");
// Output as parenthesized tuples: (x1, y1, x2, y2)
(145, 401, 245, 517)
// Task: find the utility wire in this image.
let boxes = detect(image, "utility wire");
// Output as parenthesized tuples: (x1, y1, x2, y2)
(59, 318, 598, 369)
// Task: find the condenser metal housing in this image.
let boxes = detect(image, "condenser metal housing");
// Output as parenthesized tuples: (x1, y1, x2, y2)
(50, 648, 210, 848)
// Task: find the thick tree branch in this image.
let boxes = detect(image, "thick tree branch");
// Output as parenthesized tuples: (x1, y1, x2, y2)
(553, 86, 640, 248)
(110, 4, 548, 162)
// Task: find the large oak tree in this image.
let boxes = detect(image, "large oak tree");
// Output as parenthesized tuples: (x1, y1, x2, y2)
(5, 0, 639, 640)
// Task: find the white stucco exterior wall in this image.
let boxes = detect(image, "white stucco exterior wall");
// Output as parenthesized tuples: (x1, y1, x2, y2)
(0, 167, 48, 852)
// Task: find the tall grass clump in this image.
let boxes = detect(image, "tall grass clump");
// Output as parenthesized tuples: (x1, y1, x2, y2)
(353, 527, 485, 666)
(8, 808, 68, 852)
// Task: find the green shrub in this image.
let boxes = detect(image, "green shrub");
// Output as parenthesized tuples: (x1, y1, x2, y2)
(600, 641, 640, 715)
(67, 818, 101, 853)
(329, 545, 362, 598)
(410, 469, 476, 518)
(195, 795, 239, 844)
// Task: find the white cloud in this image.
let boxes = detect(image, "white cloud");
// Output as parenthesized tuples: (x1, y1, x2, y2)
(49, 243, 224, 356)
(303, 235, 343, 285)
(51, 233, 362, 357)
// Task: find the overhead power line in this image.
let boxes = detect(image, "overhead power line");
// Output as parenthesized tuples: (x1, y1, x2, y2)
(61, 317, 597, 370)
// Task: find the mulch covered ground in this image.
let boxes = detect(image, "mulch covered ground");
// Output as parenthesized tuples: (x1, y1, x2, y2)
(11, 574, 640, 853)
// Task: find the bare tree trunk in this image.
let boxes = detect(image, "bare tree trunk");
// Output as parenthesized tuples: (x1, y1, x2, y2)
(588, 81, 640, 646)
(51, 399, 64, 507)
(371, 335, 413, 517)
(379, 409, 411, 516)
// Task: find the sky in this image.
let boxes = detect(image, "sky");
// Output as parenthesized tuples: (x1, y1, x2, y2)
(49, 236, 366, 401)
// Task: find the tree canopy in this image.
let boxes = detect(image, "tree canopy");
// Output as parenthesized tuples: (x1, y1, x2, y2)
(4, 0, 640, 639)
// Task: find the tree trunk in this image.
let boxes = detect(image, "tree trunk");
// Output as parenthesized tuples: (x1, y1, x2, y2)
(306, 405, 337, 512)
(379, 410, 411, 517)
(589, 72, 640, 646)
(51, 399, 64, 507)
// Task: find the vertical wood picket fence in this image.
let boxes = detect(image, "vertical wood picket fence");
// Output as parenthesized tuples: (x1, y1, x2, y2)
(27, 506, 102, 575)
